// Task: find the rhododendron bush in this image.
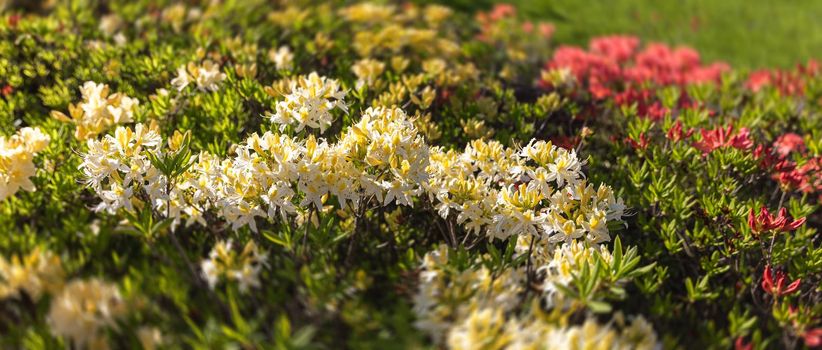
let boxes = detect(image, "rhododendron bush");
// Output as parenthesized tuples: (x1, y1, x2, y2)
(0, 1, 820, 349)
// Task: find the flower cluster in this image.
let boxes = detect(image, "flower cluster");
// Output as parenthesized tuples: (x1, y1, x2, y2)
(414, 245, 658, 350)
(79, 123, 168, 214)
(416, 135, 642, 349)
(351, 58, 386, 89)
(269, 72, 348, 133)
(545, 35, 729, 99)
(748, 206, 806, 234)
(755, 133, 822, 199)
(0, 127, 50, 201)
(338, 3, 460, 60)
(0, 246, 136, 349)
(541, 35, 729, 121)
(47, 278, 127, 350)
(0, 247, 65, 301)
(427, 139, 625, 244)
(692, 125, 753, 154)
(413, 245, 525, 342)
(528, 238, 614, 307)
(761, 265, 801, 297)
(746, 60, 819, 95)
(201, 240, 268, 293)
(51, 81, 139, 140)
(82, 104, 429, 232)
(171, 60, 226, 92)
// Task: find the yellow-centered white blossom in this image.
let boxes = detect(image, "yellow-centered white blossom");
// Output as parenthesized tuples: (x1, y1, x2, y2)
(51, 81, 138, 140)
(0, 127, 50, 201)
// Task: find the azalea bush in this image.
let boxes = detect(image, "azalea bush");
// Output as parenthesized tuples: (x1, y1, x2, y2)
(0, 1, 820, 349)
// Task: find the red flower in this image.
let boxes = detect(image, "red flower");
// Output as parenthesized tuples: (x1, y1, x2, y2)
(8, 14, 20, 28)
(776, 169, 804, 190)
(666, 120, 693, 142)
(761, 265, 801, 297)
(746, 70, 772, 92)
(773, 133, 806, 157)
(755, 145, 782, 169)
(692, 125, 752, 154)
(625, 133, 649, 150)
(748, 207, 806, 233)
(589, 35, 639, 63)
(544, 36, 726, 100)
(803, 328, 822, 348)
(797, 157, 822, 197)
(734, 336, 753, 350)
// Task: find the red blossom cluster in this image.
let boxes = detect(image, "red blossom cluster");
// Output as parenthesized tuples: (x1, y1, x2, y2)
(666, 120, 694, 143)
(624, 132, 649, 150)
(773, 133, 806, 157)
(746, 60, 820, 96)
(544, 35, 729, 100)
(755, 134, 822, 200)
(761, 265, 801, 297)
(692, 125, 752, 154)
(748, 207, 806, 234)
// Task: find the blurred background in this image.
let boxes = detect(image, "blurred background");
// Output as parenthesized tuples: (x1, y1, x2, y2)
(431, 0, 822, 69)
(5, 0, 820, 69)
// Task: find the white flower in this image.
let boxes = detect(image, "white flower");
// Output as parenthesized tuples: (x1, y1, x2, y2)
(47, 279, 126, 349)
(269, 46, 294, 71)
(171, 65, 191, 91)
(171, 61, 226, 92)
(200, 240, 267, 292)
(195, 60, 226, 92)
(94, 182, 134, 214)
(0, 127, 50, 201)
(54, 81, 138, 140)
(351, 58, 385, 88)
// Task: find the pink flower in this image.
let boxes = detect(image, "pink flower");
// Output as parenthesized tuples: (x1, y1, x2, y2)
(773, 133, 806, 157)
(746, 70, 772, 92)
(803, 328, 822, 348)
(590, 35, 640, 63)
(544, 35, 728, 101)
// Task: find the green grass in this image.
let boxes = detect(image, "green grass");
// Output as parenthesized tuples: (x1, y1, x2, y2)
(444, 0, 822, 69)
